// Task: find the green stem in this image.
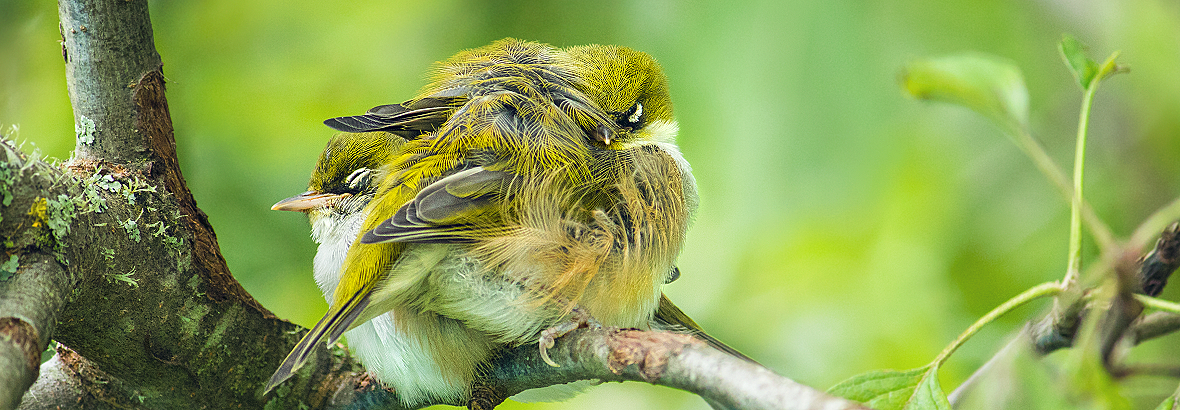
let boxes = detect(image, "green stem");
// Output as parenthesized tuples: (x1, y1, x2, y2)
(933, 281, 1063, 366)
(1135, 294, 1180, 315)
(1011, 127, 1115, 252)
(1064, 84, 1098, 285)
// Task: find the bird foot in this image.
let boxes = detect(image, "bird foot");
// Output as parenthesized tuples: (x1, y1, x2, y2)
(538, 308, 601, 367)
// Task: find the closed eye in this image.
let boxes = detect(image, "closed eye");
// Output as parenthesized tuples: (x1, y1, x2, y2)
(345, 168, 372, 191)
(627, 103, 643, 124)
(615, 102, 643, 129)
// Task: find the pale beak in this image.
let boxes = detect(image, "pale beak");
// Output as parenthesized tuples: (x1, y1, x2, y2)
(593, 124, 613, 145)
(271, 191, 350, 212)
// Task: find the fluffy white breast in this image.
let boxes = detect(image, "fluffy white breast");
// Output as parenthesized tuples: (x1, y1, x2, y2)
(309, 208, 368, 301)
(307, 208, 467, 405)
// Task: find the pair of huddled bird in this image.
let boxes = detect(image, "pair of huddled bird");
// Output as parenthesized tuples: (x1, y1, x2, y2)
(268, 38, 751, 407)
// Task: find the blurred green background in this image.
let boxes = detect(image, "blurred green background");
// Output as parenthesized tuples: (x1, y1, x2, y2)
(3, 0, 1180, 408)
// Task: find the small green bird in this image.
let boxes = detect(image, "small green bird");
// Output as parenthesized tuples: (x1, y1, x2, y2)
(267, 39, 750, 406)
(272, 131, 472, 401)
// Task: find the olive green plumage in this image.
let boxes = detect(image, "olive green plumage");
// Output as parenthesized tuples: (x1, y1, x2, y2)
(309, 132, 402, 199)
(267, 39, 749, 405)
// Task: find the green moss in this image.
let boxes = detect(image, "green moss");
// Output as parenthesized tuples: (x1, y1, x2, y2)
(178, 301, 210, 337)
(202, 303, 240, 352)
(94, 173, 120, 193)
(101, 248, 115, 263)
(107, 267, 139, 288)
(0, 161, 17, 214)
(120, 177, 157, 205)
(119, 211, 142, 242)
(0, 254, 17, 280)
(75, 116, 96, 145)
(45, 194, 77, 242)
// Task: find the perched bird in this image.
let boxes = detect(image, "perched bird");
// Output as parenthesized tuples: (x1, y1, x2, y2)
(267, 39, 749, 406)
(272, 131, 469, 399)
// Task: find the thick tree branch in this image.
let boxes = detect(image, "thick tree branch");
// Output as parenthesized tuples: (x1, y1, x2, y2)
(0, 134, 362, 409)
(0, 253, 71, 409)
(59, 0, 159, 165)
(482, 328, 868, 410)
(330, 327, 868, 410)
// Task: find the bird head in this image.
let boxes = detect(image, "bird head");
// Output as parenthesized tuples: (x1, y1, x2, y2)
(564, 45, 675, 147)
(272, 131, 403, 221)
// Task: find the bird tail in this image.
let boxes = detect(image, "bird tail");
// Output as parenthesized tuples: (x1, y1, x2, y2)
(653, 293, 758, 364)
(263, 286, 372, 393)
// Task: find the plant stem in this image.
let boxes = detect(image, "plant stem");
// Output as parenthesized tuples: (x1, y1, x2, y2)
(933, 281, 1063, 366)
(1064, 84, 1098, 285)
(1011, 127, 1115, 252)
(1135, 294, 1180, 315)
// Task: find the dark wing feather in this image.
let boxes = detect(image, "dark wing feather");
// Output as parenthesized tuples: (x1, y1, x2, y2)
(323, 96, 468, 135)
(653, 293, 759, 364)
(361, 167, 515, 244)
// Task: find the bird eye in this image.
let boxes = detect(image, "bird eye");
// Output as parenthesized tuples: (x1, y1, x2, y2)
(345, 168, 372, 190)
(615, 102, 643, 129)
(627, 103, 643, 124)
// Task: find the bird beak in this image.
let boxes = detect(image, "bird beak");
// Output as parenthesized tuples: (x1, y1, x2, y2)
(593, 124, 613, 145)
(271, 191, 349, 212)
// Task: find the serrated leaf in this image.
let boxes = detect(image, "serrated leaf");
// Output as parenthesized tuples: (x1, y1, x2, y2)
(901, 53, 1029, 134)
(1060, 35, 1099, 88)
(828, 365, 951, 410)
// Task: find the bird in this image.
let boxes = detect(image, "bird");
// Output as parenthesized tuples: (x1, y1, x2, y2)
(266, 38, 752, 406)
(271, 131, 474, 401)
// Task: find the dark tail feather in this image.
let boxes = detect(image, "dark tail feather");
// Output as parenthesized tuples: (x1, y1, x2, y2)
(653, 293, 759, 364)
(263, 287, 372, 393)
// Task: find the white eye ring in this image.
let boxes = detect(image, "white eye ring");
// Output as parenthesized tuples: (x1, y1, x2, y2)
(627, 103, 643, 124)
(346, 168, 372, 189)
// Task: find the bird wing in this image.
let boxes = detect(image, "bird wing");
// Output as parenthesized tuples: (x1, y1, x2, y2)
(360, 166, 516, 244)
(653, 293, 759, 364)
(323, 94, 469, 135)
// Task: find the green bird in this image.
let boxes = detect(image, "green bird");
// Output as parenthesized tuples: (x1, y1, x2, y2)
(273, 131, 473, 402)
(267, 38, 751, 406)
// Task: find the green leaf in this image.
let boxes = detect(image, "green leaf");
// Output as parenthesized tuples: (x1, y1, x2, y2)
(1094, 51, 1128, 84)
(901, 53, 1029, 134)
(828, 365, 951, 410)
(1060, 34, 1128, 90)
(1156, 396, 1176, 410)
(1060, 34, 1099, 89)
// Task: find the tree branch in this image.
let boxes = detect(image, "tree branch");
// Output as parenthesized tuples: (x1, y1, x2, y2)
(0, 252, 71, 409)
(481, 328, 868, 410)
(59, 0, 160, 165)
(331, 327, 868, 410)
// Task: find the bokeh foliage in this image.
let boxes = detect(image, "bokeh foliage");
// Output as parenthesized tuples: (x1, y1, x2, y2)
(3, 0, 1180, 408)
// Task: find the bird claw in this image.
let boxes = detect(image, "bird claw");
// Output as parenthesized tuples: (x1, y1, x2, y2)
(538, 308, 600, 367)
